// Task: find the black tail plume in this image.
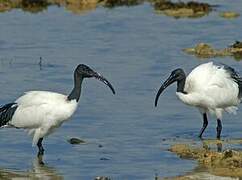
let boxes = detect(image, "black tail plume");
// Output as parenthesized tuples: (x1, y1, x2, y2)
(0, 103, 18, 127)
(222, 64, 242, 98)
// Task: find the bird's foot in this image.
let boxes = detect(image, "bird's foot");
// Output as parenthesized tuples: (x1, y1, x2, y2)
(198, 135, 204, 140)
(37, 154, 45, 165)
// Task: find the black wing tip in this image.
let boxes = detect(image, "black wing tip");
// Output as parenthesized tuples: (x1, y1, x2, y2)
(0, 103, 17, 110)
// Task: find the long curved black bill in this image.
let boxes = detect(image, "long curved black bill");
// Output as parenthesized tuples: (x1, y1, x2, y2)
(155, 75, 176, 107)
(94, 73, 116, 94)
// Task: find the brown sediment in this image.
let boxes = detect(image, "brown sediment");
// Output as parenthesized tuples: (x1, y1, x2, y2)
(183, 42, 242, 60)
(152, 0, 212, 18)
(168, 143, 242, 177)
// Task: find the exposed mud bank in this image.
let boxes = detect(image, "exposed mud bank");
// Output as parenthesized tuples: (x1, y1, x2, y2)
(183, 42, 242, 60)
(163, 139, 242, 179)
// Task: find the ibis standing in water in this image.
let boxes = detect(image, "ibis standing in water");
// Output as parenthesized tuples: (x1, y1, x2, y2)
(155, 62, 242, 139)
(0, 64, 115, 157)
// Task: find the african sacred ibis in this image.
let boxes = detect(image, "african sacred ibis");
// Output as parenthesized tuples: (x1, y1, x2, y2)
(0, 64, 115, 156)
(155, 62, 242, 139)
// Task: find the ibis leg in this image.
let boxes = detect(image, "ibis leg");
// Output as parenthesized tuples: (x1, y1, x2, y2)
(216, 119, 222, 139)
(199, 113, 208, 139)
(37, 138, 45, 157)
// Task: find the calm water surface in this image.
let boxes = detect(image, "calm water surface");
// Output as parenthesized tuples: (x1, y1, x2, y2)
(1, 1, 242, 179)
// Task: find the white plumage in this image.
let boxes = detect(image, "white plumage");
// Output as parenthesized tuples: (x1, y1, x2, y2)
(10, 91, 78, 146)
(155, 62, 242, 139)
(177, 62, 240, 118)
(0, 64, 115, 158)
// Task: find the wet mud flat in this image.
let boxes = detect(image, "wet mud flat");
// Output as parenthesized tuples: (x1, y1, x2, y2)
(162, 139, 242, 179)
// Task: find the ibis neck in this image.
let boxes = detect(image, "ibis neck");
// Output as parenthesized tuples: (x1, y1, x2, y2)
(177, 77, 186, 94)
(67, 73, 84, 102)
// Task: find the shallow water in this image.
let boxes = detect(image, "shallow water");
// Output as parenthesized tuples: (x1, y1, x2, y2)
(1, 1, 242, 179)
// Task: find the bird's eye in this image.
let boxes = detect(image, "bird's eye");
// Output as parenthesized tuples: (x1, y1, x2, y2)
(172, 73, 178, 78)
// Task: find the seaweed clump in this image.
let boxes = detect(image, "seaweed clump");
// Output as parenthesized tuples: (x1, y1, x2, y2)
(21, 0, 49, 13)
(183, 42, 242, 60)
(183, 43, 229, 58)
(0, 0, 49, 13)
(230, 41, 242, 49)
(0, 0, 100, 13)
(153, 0, 212, 18)
(229, 41, 242, 60)
(103, 0, 144, 8)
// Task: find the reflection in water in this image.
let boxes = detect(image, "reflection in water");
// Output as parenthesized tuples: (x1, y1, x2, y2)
(167, 140, 242, 179)
(39, 57, 43, 71)
(0, 158, 63, 180)
(202, 139, 223, 152)
(217, 142, 222, 152)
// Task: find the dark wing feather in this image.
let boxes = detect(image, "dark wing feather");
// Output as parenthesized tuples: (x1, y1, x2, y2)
(221, 64, 242, 98)
(0, 103, 18, 127)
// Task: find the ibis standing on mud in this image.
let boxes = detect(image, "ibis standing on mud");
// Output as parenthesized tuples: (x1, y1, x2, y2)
(0, 64, 115, 156)
(155, 62, 242, 139)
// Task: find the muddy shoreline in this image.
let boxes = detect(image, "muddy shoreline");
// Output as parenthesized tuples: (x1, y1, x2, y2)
(162, 139, 242, 179)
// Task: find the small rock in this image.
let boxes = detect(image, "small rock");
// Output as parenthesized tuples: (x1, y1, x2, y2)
(98, 144, 103, 148)
(68, 138, 86, 144)
(95, 176, 111, 180)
